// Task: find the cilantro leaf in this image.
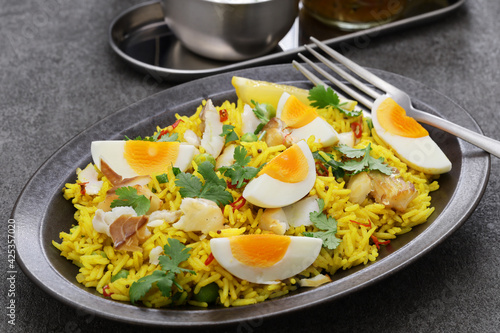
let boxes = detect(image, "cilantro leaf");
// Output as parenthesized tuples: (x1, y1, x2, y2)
(175, 173, 203, 198)
(129, 238, 195, 304)
(251, 100, 276, 124)
(234, 145, 252, 166)
(220, 124, 239, 144)
(303, 199, 341, 250)
(308, 85, 362, 117)
(154, 132, 179, 142)
(124, 132, 179, 142)
(312, 151, 345, 179)
(156, 173, 169, 184)
(110, 186, 150, 215)
(197, 161, 227, 188)
(219, 146, 262, 189)
(175, 161, 233, 206)
(159, 238, 196, 275)
(129, 270, 168, 304)
(336, 143, 392, 175)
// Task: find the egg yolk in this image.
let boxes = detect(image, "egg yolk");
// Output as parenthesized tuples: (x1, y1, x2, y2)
(229, 234, 291, 268)
(124, 141, 180, 175)
(377, 97, 428, 138)
(258, 143, 309, 183)
(280, 95, 318, 128)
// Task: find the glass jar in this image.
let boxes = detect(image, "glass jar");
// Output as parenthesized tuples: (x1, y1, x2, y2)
(302, 0, 407, 31)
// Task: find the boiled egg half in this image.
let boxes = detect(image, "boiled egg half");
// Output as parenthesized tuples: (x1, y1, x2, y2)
(276, 92, 339, 147)
(91, 140, 195, 178)
(242, 140, 316, 208)
(371, 95, 451, 174)
(210, 234, 322, 284)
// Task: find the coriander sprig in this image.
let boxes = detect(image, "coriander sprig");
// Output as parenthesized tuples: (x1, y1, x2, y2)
(129, 238, 195, 304)
(175, 161, 233, 206)
(308, 85, 362, 117)
(303, 199, 341, 250)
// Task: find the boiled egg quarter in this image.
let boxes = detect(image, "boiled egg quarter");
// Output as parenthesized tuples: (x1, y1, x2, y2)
(371, 95, 452, 174)
(276, 92, 339, 147)
(242, 140, 316, 208)
(210, 234, 322, 284)
(91, 140, 195, 178)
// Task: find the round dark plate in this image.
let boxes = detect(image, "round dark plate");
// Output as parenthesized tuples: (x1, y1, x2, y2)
(13, 64, 489, 327)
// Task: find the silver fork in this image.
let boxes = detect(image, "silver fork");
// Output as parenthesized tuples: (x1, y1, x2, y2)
(292, 36, 500, 159)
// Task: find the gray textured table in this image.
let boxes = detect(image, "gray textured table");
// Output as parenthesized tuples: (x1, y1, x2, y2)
(1, 0, 499, 332)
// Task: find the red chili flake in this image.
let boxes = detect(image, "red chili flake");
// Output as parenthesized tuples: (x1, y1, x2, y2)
(351, 121, 363, 139)
(226, 180, 237, 189)
(205, 253, 215, 266)
(77, 182, 89, 196)
(370, 235, 390, 250)
(103, 284, 113, 297)
(157, 119, 184, 140)
(219, 109, 228, 122)
(156, 129, 170, 140)
(315, 161, 329, 176)
(230, 196, 246, 212)
(350, 219, 372, 228)
(171, 118, 184, 130)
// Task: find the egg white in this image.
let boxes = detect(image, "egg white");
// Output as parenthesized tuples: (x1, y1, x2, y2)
(371, 95, 452, 175)
(289, 117, 339, 147)
(242, 140, 316, 208)
(210, 236, 323, 284)
(277, 92, 338, 147)
(282, 195, 320, 227)
(91, 140, 195, 178)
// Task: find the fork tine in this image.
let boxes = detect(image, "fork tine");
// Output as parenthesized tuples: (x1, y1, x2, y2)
(295, 53, 374, 109)
(303, 44, 381, 101)
(310, 36, 400, 96)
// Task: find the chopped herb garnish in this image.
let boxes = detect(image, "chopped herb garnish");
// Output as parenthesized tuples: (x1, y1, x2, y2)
(124, 132, 179, 142)
(110, 186, 150, 215)
(175, 161, 233, 206)
(251, 100, 276, 125)
(312, 151, 345, 179)
(156, 173, 169, 184)
(337, 143, 392, 175)
(313, 143, 392, 177)
(308, 85, 362, 117)
(219, 146, 262, 189)
(220, 124, 239, 144)
(129, 239, 195, 304)
(303, 199, 341, 250)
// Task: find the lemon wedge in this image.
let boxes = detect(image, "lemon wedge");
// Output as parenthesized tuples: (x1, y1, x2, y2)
(231, 76, 357, 111)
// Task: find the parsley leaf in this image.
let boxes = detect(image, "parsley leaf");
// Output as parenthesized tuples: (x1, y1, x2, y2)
(129, 239, 195, 304)
(220, 124, 239, 144)
(308, 85, 362, 117)
(110, 186, 150, 215)
(175, 161, 233, 206)
(251, 100, 276, 125)
(219, 146, 262, 188)
(336, 143, 392, 175)
(303, 199, 341, 250)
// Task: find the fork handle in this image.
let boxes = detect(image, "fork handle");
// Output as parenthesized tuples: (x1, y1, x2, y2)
(416, 111, 500, 158)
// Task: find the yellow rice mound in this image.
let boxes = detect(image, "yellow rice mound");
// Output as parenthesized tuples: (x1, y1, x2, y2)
(53, 99, 439, 308)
